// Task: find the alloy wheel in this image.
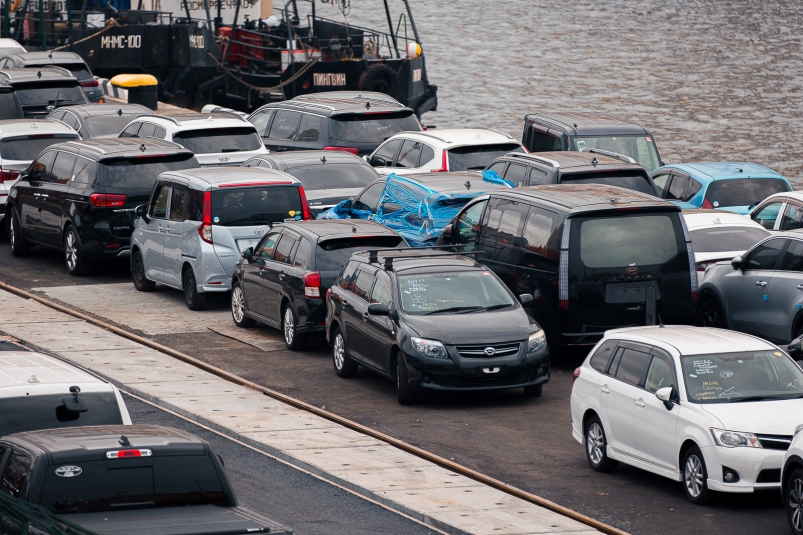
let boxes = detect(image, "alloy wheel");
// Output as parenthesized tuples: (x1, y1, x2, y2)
(65, 232, 77, 271)
(685, 454, 704, 498)
(232, 287, 245, 323)
(284, 308, 294, 345)
(701, 307, 720, 327)
(333, 334, 345, 370)
(135, 258, 145, 283)
(9, 217, 15, 248)
(791, 478, 803, 531)
(587, 423, 604, 465)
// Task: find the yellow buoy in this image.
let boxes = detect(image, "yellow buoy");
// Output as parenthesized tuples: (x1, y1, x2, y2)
(406, 42, 421, 59)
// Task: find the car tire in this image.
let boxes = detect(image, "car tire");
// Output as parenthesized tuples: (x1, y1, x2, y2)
(786, 468, 803, 534)
(282, 304, 307, 350)
(397, 353, 416, 405)
(231, 282, 256, 328)
(584, 415, 618, 472)
(697, 298, 727, 329)
(332, 327, 358, 378)
(523, 384, 542, 398)
(64, 226, 90, 276)
(183, 267, 206, 311)
(9, 208, 30, 257)
(682, 445, 712, 504)
(131, 251, 156, 292)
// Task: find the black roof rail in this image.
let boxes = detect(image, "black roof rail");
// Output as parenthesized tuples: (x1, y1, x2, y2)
(365, 247, 476, 271)
(583, 148, 638, 165)
(506, 152, 561, 168)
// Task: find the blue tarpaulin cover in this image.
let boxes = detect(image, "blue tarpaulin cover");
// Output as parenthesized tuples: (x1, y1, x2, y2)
(317, 171, 513, 246)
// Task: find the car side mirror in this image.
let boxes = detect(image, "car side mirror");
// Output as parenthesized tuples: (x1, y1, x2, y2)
(731, 255, 743, 270)
(367, 303, 389, 316)
(788, 336, 803, 359)
(362, 155, 368, 162)
(518, 293, 533, 306)
(441, 223, 453, 242)
(242, 247, 254, 261)
(655, 386, 676, 410)
(135, 204, 147, 218)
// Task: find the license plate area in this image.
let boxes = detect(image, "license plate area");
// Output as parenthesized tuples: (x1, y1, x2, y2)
(604, 281, 661, 303)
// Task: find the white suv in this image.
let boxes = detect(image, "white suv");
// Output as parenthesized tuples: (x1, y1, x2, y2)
(366, 128, 526, 176)
(571, 325, 803, 503)
(120, 112, 268, 166)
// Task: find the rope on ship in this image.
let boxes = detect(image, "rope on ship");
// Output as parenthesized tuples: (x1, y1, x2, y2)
(206, 51, 320, 95)
(52, 18, 120, 51)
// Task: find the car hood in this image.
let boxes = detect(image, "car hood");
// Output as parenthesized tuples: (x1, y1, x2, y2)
(402, 307, 537, 345)
(700, 398, 803, 435)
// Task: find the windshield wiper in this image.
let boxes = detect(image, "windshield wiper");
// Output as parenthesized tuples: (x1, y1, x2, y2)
(727, 394, 802, 403)
(425, 306, 483, 315)
(482, 303, 514, 311)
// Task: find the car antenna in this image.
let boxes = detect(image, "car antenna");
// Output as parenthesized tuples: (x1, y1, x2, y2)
(37, 70, 42, 78)
(118, 109, 123, 116)
(119, 434, 131, 446)
(365, 101, 371, 109)
(591, 157, 598, 167)
(351, 225, 357, 233)
(464, 180, 471, 190)
(140, 144, 146, 152)
(658, 315, 664, 328)
(320, 155, 326, 164)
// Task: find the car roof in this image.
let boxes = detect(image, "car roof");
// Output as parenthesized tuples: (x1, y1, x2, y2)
(497, 183, 677, 214)
(755, 191, 803, 205)
(166, 166, 300, 187)
(498, 150, 643, 171)
(259, 149, 366, 166)
(0, 67, 77, 83)
(277, 219, 399, 239)
(607, 326, 775, 356)
(681, 209, 766, 230)
(6, 51, 84, 64)
(139, 113, 250, 129)
(401, 128, 517, 146)
(258, 96, 410, 115)
(352, 249, 483, 272)
(0, 118, 76, 136)
(291, 91, 403, 106)
(63, 103, 154, 118)
(390, 171, 511, 194)
(59, 137, 191, 158)
(524, 112, 651, 136)
(659, 162, 786, 181)
(0, 38, 25, 52)
(0, 352, 105, 390)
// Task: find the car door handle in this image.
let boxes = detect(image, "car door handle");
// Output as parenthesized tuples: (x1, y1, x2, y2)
(756, 281, 767, 287)
(279, 273, 286, 280)
(635, 399, 646, 408)
(362, 312, 369, 321)
(39, 194, 48, 199)
(600, 386, 610, 395)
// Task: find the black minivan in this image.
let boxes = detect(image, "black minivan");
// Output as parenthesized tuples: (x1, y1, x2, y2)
(437, 184, 697, 349)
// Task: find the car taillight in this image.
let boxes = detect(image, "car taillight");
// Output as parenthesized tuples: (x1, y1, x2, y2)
(90, 193, 126, 208)
(81, 80, 100, 87)
(430, 150, 448, 172)
(106, 448, 152, 459)
(198, 190, 213, 244)
(304, 271, 321, 298)
(298, 186, 312, 220)
(702, 198, 713, 209)
(0, 169, 20, 182)
(696, 259, 729, 272)
(323, 146, 359, 155)
(573, 367, 581, 383)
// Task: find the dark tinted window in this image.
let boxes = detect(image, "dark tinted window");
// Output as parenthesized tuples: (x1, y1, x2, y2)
(615, 348, 651, 386)
(61, 111, 80, 130)
(781, 203, 803, 232)
(297, 113, 327, 142)
(169, 186, 187, 220)
(249, 109, 274, 136)
(504, 164, 528, 186)
(255, 233, 280, 259)
(293, 237, 310, 268)
(330, 111, 420, 143)
(0, 91, 20, 119)
(284, 164, 377, 191)
(14, 82, 85, 106)
(72, 156, 96, 185)
(353, 182, 385, 212)
(667, 174, 689, 200)
(273, 234, 297, 264)
(119, 122, 141, 138)
(519, 207, 559, 270)
(149, 184, 170, 218)
(85, 114, 144, 137)
(60, 62, 92, 80)
(453, 200, 486, 252)
(690, 227, 769, 253)
(316, 236, 405, 272)
(187, 188, 204, 221)
(173, 127, 261, 154)
(705, 179, 791, 208)
(396, 139, 423, 168)
(0, 134, 77, 161)
(352, 270, 375, 300)
(478, 197, 528, 265)
(744, 238, 785, 270)
(268, 110, 302, 140)
(752, 202, 783, 230)
(99, 155, 197, 190)
(338, 260, 360, 289)
(0, 392, 123, 435)
(137, 122, 157, 138)
(419, 144, 435, 167)
(447, 144, 525, 171)
(589, 340, 618, 373)
(211, 185, 303, 226)
(370, 139, 403, 167)
(559, 170, 657, 196)
(486, 161, 506, 175)
(50, 151, 77, 185)
(780, 240, 803, 272)
(1, 450, 31, 499)
(30, 149, 56, 181)
(526, 127, 562, 152)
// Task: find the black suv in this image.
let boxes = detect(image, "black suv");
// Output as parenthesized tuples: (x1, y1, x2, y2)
(242, 150, 380, 215)
(231, 220, 407, 350)
(522, 112, 664, 172)
(0, 51, 102, 102)
(247, 93, 422, 156)
(7, 138, 199, 275)
(46, 103, 155, 139)
(0, 68, 88, 118)
(485, 151, 660, 197)
(0, 425, 292, 534)
(437, 184, 697, 349)
(326, 250, 549, 404)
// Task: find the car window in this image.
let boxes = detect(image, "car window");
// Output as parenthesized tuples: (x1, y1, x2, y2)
(297, 113, 327, 142)
(689, 226, 770, 253)
(149, 184, 170, 218)
(72, 156, 96, 185)
(652, 173, 670, 196)
(338, 260, 359, 289)
(370, 139, 403, 167)
(525, 127, 561, 152)
(1, 450, 32, 499)
(454, 200, 486, 252)
(486, 161, 506, 176)
(62, 111, 80, 130)
(0, 392, 124, 434)
(293, 237, 310, 268)
(174, 127, 262, 154)
(329, 111, 420, 143)
(119, 122, 141, 138)
(370, 278, 392, 306)
(528, 167, 548, 186)
(283, 164, 377, 191)
(614, 348, 651, 386)
(315, 236, 405, 272)
(169, 186, 186, 221)
(256, 232, 280, 259)
(504, 164, 528, 187)
(138, 122, 157, 138)
(268, 110, 301, 140)
(49, 110, 66, 122)
(353, 182, 385, 213)
(752, 201, 783, 230)
(645, 355, 676, 393)
(154, 125, 166, 139)
(419, 144, 435, 167)
(744, 238, 785, 270)
(273, 234, 297, 264)
(780, 203, 803, 231)
(31, 150, 56, 182)
(706, 179, 791, 208)
(780, 240, 803, 272)
(447, 144, 525, 171)
(50, 151, 78, 185)
(250, 109, 275, 136)
(666, 174, 689, 201)
(352, 269, 375, 300)
(84, 114, 148, 137)
(478, 198, 528, 264)
(187, 189, 204, 221)
(589, 340, 618, 373)
(396, 139, 423, 168)
(519, 207, 559, 270)
(687, 179, 702, 200)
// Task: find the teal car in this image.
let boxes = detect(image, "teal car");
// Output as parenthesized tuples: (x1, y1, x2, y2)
(650, 162, 792, 215)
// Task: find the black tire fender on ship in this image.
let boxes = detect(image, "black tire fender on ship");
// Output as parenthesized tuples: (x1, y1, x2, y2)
(359, 63, 399, 98)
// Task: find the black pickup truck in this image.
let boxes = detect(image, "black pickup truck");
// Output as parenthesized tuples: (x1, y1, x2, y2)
(0, 425, 293, 535)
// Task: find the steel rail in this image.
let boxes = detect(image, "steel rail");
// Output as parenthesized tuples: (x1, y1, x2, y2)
(0, 280, 628, 535)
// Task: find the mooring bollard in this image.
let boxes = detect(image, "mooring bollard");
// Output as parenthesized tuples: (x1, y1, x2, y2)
(110, 74, 158, 111)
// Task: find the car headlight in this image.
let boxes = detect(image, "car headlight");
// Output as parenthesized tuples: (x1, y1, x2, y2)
(528, 329, 547, 353)
(411, 337, 448, 359)
(710, 428, 762, 448)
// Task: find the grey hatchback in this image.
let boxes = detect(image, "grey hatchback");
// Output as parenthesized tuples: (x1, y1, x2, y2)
(698, 231, 803, 344)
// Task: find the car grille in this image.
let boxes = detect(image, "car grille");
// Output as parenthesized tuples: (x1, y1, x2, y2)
(448, 372, 531, 388)
(756, 434, 793, 451)
(756, 468, 781, 483)
(455, 342, 521, 358)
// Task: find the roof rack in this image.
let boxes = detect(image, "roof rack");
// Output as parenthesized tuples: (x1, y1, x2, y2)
(584, 148, 637, 165)
(507, 152, 561, 168)
(207, 109, 248, 121)
(479, 127, 515, 140)
(148, 114, 180, 125)
(365, 247, 476, 271)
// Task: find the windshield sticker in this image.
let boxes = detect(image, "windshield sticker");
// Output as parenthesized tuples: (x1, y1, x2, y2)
(720, 371, 733, 378)
(411, 294, 426, 303)
(692, 359, 717, 375)
(718, 387, 740, 400)
(404, 279, 428, 293)
(576, 140, 586, 151)
(213, 216, 220, 223)
(55, 466, 82, 478)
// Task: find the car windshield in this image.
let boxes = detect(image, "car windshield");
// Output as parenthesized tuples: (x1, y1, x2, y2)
(86, 115, 143, 137)
(315, 236, 405, 271)
(330, 111, 421, 143)
(0, 91, 19, 119)
(690, 226, 770, 253)
(172, 127, 262, 154)
(447, 144, 525, 171)
(285, 163, 378, 191)
(705, 179, 790, 208)
(14, 82, 85, 106)
(99, 154, 197, 190)
(398, 270, 515, 314)
(681, 350, 803, 403)
(560, 171, 657, 196)
(39, 455, 229, 514)
(572, 135, 662, 172)
(0, 134, 77, 160)
(0, 392, 123, 435)
(211, 185, 303, 226)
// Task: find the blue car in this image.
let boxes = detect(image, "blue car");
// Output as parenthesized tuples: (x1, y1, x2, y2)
(650, 162, 792, 215)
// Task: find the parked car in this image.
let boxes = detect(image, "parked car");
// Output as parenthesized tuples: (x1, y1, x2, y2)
(0, 351, 131, 436)
(242, 150, 380, 216)
(651, 162, 792, 214)
(0, 81, 23, 120)
(0, 38, 26, 58)
(572, 325, 803, 503)
(484, 151, 660, 196)
(522, 111, 663, 172)
(697, 231, 803, 344)
(318, 171, 513, 246)
(0, 425, 293, 534)
(0, 119, 79, 227)
(0, 51, 102, 102)
(231, 220, 407, 349)
(781, 379, 803, 535)
(247, 92, 421, 156)
(7, 138, 199, 275)
(749, 191, 803, 232)
(46, 103, 154, 139)
(0, 68, 88, 118)
(120, 113, 268, 166)
(326, 249, 549, 404)
(367, 128, 525, 176)
(682, 209, 770, 281)
(436, 184, 698, 350)
(131, 167, 311, 310)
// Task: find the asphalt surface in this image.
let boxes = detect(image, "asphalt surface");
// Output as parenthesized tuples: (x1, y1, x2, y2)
(0, 242, 788, 535)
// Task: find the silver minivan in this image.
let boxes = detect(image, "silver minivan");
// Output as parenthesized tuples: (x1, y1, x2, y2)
(130, 167, 312, 310)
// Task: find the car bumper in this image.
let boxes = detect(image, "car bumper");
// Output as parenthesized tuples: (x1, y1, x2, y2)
(702, 444, 785, 492)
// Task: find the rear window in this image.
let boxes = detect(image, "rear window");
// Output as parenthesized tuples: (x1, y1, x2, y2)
(211, 185, 303, 226)
(447, 144, 525, 171)
(14, 82, 85, 106)
(86, 114, 144, 137)
(60, 63, 92, 80)
(705, 179, 791, 208)
(99, 154, 197, 190)
(0, 392, 123, 435)
(0, 134, 78, 160)
(330, 111, 421, 143)
(173, 127, 262, 154)
(560, 170, 658, 196)
(39, 455, 228, 514)
(572, 136, 662, 173)
(315, 236, 405, 271)
(284, 163, 377, 191)
(0, 91, 20, 119)
(690, 226, 770, 253)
